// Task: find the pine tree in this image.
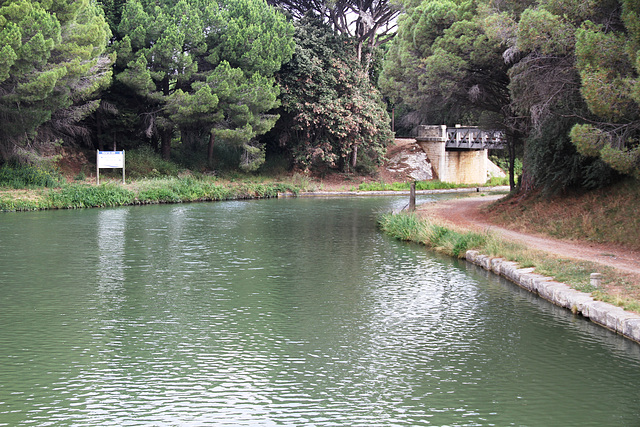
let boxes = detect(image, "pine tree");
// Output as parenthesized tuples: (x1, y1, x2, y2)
(0, 0, 112, 162)
(113, 0, 294, 169)
(570, 0, 640, 178)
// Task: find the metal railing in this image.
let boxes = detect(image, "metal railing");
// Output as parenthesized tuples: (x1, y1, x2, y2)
(445, 126, 505, 149)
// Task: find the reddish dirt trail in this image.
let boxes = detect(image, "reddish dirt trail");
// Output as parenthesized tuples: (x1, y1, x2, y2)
(418, 195, 640, 277)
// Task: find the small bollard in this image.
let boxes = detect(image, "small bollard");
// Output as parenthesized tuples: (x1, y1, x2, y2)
(590, 273, 602, 288)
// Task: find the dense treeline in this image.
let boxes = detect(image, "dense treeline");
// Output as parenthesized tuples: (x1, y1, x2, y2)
(1, 0, 638, 192)
(0, 0, 393, 174)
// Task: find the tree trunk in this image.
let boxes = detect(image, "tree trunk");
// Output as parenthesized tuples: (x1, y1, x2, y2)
(161, 129, 171, 160)
(509, 139, 516, 191)
(207, 132, 215, 166)
(351, 145, 358, 169)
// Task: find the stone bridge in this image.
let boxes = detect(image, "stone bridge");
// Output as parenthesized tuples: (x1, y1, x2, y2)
(403, 125, 506, 185)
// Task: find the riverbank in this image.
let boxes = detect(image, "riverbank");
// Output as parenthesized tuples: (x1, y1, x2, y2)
(378, 196, 640, 344)
(0, 177, 304, 211)
(0, 172, 508, 212)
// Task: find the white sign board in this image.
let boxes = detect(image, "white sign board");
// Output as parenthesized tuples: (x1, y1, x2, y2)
(97, 150, 125, 184)
(97, 151, 124, 168)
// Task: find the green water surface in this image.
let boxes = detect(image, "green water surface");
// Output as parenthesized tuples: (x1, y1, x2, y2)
(1, 196, 639, 426)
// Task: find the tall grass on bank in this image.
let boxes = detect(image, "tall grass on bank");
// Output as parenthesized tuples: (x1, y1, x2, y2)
(378, 212, 486, 258)
(125, 146, 181, 178)
(378, 211, 640, 313)
(359, 178, 509, 192)
(134, 177, 300, 203)
(48, 184, 136, 208)
(0, 177, 305, 211)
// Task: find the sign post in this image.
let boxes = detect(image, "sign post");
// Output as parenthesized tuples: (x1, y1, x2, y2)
(97, 150, 125, 185)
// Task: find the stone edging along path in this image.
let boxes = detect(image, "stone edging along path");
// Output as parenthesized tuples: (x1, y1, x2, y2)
(465, 250, 640, 344)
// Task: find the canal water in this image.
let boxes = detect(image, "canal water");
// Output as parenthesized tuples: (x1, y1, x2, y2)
(1, 196, 639, 426)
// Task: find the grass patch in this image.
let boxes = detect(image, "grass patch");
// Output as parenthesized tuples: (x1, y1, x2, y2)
(125, 146, 182, 178)
(359, 179, 509, 192)
(47, 184, 136, 208)
(359, 180, 461, 192)
(486, 176, 509, 186)
(378, 212, 487, 258)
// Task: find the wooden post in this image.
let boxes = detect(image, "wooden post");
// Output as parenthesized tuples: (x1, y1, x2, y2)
(409, 181, 416, 212)
(96, 150, 100, 185)
(392, 107, 395, 133)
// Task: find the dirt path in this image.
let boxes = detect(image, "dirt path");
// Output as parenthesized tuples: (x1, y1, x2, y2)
(417, 195, 640, 277)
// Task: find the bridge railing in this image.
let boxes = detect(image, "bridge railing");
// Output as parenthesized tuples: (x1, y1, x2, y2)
(445, 126, 505, 150)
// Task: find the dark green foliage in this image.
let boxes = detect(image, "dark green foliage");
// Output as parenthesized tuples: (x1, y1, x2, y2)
(569, 0, 640, 178)
(504, 0, 637, 186)
(110, 0, 294, 170)
(381, 0, 640, 192)
(380, 0, 507, 118)
(97, 0, 127, 34)
(525, 116, 620, 192)
(265, 0, 400, 70)
(276, 17, 393, 172)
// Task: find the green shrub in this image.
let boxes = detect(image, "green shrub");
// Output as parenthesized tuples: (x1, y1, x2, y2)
(0, 164, 63, 188)
(125, 146, 181, 178)
(378, 212, 427, 242)
(524, 115, 620, 192)
(258, 153, 290, 177)
(486, 176, 509, 186)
